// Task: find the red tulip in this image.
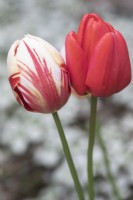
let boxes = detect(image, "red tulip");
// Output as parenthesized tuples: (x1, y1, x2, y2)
(65, 13, 131, 97)
(7, 34, 70, 113)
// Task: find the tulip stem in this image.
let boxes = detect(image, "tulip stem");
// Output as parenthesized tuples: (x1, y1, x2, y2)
(87, 95, 97, 200)
(96, 122, 122, 200)
(52, 112, 85, 200)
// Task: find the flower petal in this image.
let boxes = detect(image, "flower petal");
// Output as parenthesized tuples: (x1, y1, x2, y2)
(112, 30, 131, 91)
(7, 40, 20, 88)
(27, 34, 65, 67)
(17, 41, 67, 113)
(65, 31, 87, 95)
(85, 32, 131, 97)
(77, 13, 101, 45)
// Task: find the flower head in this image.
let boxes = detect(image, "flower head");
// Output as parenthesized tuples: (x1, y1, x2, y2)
(65, 13, 131, 97)
(7, 34, 70, 113)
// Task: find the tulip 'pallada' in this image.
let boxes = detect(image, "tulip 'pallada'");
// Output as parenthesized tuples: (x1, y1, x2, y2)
(7, 34, 70, 113)
(65, 13, 131, 97)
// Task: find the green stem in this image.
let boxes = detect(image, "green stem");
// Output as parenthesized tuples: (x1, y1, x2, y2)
(96, 122, 121, 200)
(87, 95, 98, 200)
(52, 112, 85, 200)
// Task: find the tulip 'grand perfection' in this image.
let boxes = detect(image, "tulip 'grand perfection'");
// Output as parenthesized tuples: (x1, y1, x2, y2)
(65, 13, 131, 97)
(7, 34, 70, 113)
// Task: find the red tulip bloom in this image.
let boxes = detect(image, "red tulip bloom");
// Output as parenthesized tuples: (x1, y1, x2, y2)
(7, 34, 70, 113)
(65, 13, 131, 97)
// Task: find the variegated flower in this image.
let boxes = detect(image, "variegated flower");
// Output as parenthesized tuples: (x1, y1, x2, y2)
(7, 34, 71, 113)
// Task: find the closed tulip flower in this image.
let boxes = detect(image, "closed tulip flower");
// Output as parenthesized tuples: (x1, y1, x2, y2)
(7, 34, 70, 113)
(65, 13, 131, 97)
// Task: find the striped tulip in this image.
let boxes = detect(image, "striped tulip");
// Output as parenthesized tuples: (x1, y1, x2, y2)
(7, 34, 71, 113)
(65, 13, 131, 97)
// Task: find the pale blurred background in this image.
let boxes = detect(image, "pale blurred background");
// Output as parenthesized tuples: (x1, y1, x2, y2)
(0, 0, 133, 200)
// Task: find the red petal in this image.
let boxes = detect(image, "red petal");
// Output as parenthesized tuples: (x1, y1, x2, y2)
(9, 72, 20, 89)
(77, 13, 101, 45)
(85, 32, 131, 97)
(111, 30, 131, 91)
(65, 32, 87, 95)
(14, 85, 34, 112)
(81, 19, 111, 62)
(85, 33, 113, 96)
(9, 67, 34, 111)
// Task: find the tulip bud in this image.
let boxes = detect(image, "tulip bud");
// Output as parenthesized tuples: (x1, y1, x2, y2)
(7, 34, 71, 113)
(65, 13, 131, 97)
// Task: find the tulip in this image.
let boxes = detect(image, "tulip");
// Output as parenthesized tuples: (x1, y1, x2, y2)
(65, 13, 131, 97)
(7, 34, 70, 113)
